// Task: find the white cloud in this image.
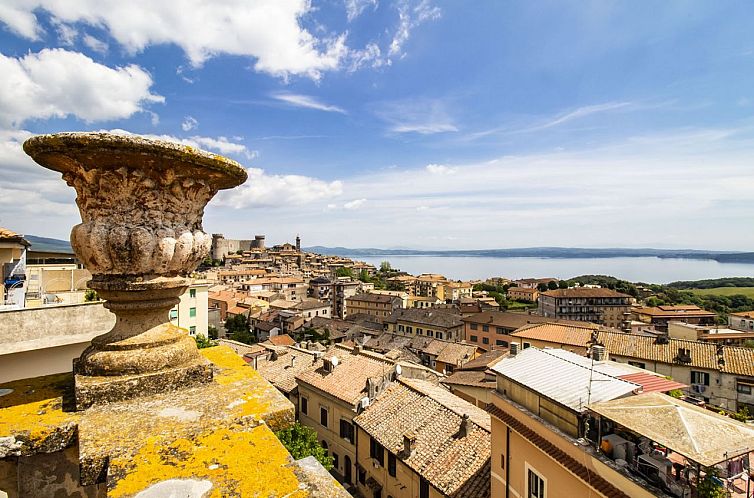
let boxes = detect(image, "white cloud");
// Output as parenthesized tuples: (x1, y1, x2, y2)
(82, 34, 108, 54)
(0, 0, 349, 80)
(375, 98, 457, 134)
(272, 93, 347, 114)
(51, 18, 77, 45)
(0, 48, 163, 128)
(345, 0, 378, 21)
(190, 136, 257, 159)
(343, 198, 367, 210)
(389, 0, 441, 57)
(217, 168, 343, 209)
(425, 164, 456, 175)
(181, 115, 198, 131)
(105, 129, 257, 160)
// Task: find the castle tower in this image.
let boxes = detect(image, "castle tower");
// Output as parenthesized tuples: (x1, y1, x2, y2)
(296, 234, 301, 252)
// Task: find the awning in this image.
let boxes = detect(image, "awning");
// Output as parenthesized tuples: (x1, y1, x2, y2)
(617, 373, 687, 393)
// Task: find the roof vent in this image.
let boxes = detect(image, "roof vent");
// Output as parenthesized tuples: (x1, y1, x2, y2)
(675, 348, 692, 364)
(403, 433, 417, 456)
(591, 345, 606, 362)
(457, 414, 470, 438)
(290, 355, 296, 367)
(510, 343, 519, 356)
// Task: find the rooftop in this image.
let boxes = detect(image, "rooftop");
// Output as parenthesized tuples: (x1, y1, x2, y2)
(634, 305, 716, 317)
(512, 323, 754, 376)
(491, 347, 641, 412)
(256, 347, 323, 394)
(461, 310, 596, 329)
(588, 392, 754, 466)
(540, 288, 632, 299)
(386, 307, 464, 329)
(295, 345, 395, 405)
(353, 378, 490, 498)
(346, 293, 400, 304)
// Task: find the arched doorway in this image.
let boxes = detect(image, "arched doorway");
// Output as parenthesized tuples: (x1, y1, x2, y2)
(344, 455, 352, 484)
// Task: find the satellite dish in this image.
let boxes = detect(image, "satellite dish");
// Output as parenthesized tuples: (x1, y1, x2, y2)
(395, 364, 402, 376)
(330, 356, 339, 367)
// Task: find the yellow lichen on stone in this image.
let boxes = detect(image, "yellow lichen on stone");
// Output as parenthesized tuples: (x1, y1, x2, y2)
(109, 423, 308, 498)
(0, 373, 78, 445)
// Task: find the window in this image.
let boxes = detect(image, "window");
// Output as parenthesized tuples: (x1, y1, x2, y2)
(417, 328, 423, 335)
(628, 361, 646, 369)
(189, 326, 196, 335)
(496, 327, 505, 334)
(528, 468, 545, 498)
(470, 323, 478, 330)
(189, 288, 196, 298)
(398, 325, 404, 332)
(482, 325, 489, 332)
(388, 453, 396, 477)
(370, 437, 384, 466)
(340, 419, 354, 444)
(169, 309, 178, 320)
(470, 335, 478, 342)
(691, 371, 710, 386)
(420, 478, 430, 498)
(436, 332, 443, 340)
(301, 397, 308, 415)
(320, 406, 328, 427)
(482, 337, 489, 345)
(407, 326, 413, 334)
(523, 342, 531, 349)
(189, 307, 196, 318)
(427, 330, 434, 337)
(496, 339, 508, 347)
(358, 467, 366, 485)
(737, 383, 752, 395)
(333, 452, 339, 471)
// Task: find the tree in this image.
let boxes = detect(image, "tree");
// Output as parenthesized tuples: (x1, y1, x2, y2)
(336, 267, 353, 278)
(358, 269, 371, 283)
(276, 423, 333, 470)
(194, 334, 216, 349)
(697, 468, 726, 498)
(547, 280, 558, 290)
(537, 282, 549, 292)
(84, 289, 99, 302)
(558, 280, 568, 289)
(207, 325, 218, 340)
(225, 314, 255, 344)
(379, 261, 392, 273)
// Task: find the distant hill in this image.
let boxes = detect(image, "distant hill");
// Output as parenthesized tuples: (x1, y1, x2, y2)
(303, 246, 754, 263)
(26, 235, 73, 254)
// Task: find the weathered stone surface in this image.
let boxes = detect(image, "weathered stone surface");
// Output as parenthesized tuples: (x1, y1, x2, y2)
(22, 132, 248, 406)
(0, 347, 306, 497)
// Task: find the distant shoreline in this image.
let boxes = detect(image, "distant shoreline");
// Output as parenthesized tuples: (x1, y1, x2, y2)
(304, 246, 754, 264)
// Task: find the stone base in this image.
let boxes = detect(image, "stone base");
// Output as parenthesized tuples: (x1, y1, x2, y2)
(73, 358, 213, 411)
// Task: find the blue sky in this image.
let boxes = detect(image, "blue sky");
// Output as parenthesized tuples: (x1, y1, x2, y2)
(1, 1, 754, 250)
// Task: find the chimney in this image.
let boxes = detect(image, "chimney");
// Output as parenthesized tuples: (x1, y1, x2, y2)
(457, 414, 470, 438)
(592, 345, 606, 362)
(510, 343, 519, 356)
(354, 343, 363, 354)
(403, 433, 416, 456)
(290, 355, 297, 367)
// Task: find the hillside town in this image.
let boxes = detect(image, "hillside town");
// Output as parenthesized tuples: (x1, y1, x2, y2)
(3, 220, 754, 497)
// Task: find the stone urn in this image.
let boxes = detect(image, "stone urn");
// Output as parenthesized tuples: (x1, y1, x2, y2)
(23, 132, 247, 409)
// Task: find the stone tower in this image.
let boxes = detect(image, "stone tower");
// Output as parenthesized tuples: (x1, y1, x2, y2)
(296, 234, 301, 252)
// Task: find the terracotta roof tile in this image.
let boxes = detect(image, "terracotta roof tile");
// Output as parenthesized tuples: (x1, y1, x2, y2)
(296, 346, 395, 405)
(512, 323, 754, 377)
(354, 378, 490, 498)
(256, 348, 323, 393)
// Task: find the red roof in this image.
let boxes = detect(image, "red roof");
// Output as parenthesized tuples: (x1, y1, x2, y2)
(268, 334, 295, 346)
(618, 373, 687, 393)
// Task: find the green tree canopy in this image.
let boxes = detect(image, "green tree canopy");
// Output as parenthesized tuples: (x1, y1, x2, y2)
(194, 334, 216, 349)
(276, 423, 333, 470)
(379, 261, 392, 273)
(336, 267, 353, 278)
(225, 314, 255, 344)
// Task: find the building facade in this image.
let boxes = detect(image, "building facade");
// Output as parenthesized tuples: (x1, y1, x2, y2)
(345, 293, 403, 322)
(169, 280, 210, 337)
(538, 287, 632, 328)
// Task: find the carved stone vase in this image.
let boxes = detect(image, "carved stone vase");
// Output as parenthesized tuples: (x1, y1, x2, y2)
(23, 132, 247, 409)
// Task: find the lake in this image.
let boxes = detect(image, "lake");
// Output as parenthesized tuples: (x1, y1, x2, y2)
(345, 255, 754, 284)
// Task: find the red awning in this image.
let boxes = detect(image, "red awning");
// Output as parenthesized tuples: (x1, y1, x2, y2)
(618, 372, 687, 393)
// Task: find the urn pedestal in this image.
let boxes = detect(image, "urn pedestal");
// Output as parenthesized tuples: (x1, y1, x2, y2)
(23, 132, 247, 409)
